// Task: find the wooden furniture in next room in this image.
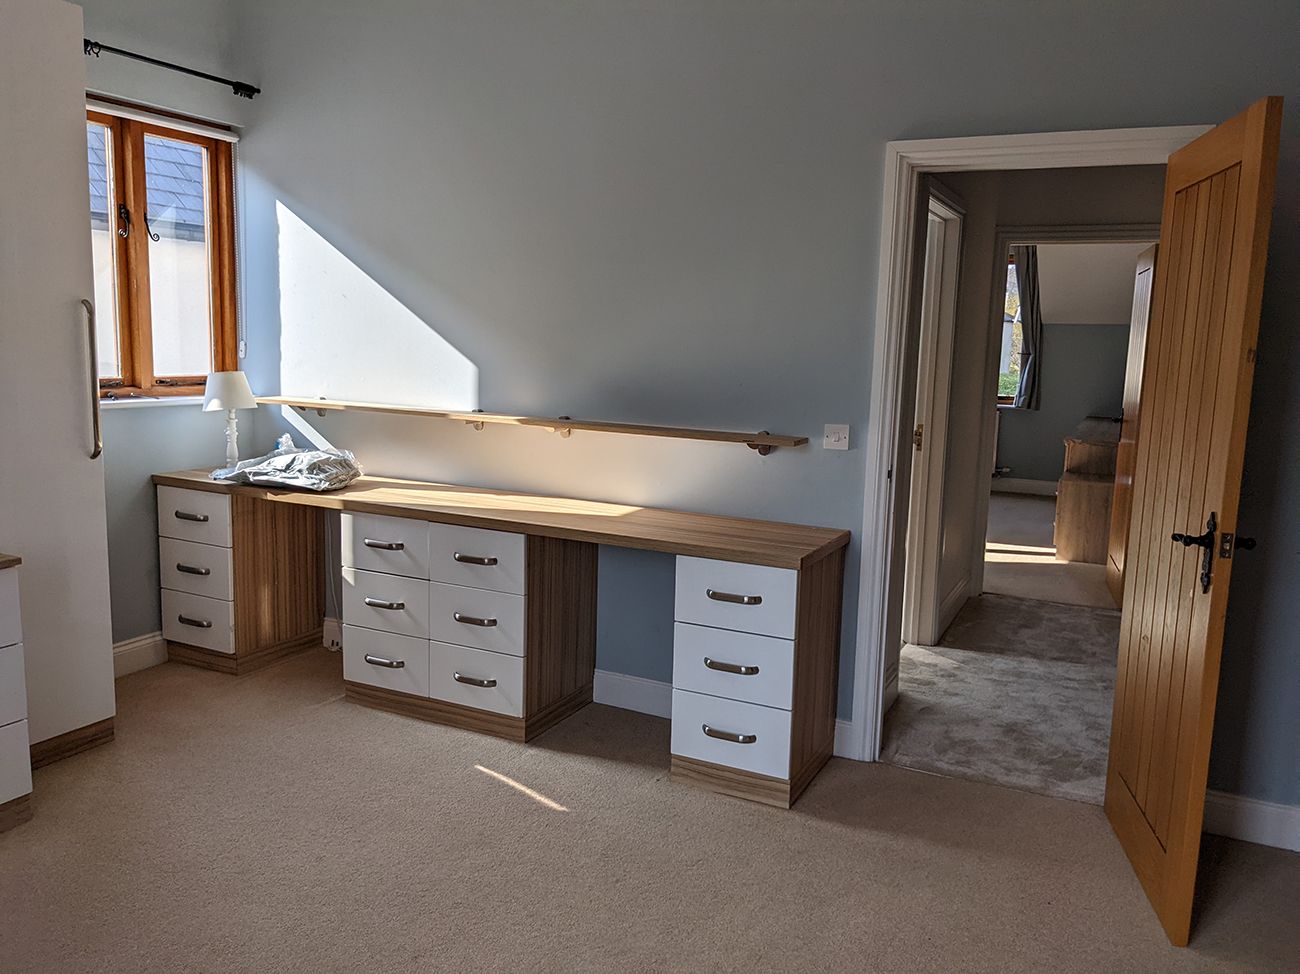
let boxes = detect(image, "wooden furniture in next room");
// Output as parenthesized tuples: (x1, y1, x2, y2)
(1054, 417, 1120, 565)
(152, 470, 850, 808)
(0, 553, 33, 832)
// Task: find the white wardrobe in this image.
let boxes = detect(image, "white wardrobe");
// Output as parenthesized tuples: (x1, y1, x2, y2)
(0, 0, 117, 752)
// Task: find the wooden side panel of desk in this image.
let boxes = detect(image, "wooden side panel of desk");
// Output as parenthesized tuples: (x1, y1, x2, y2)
(790, 547, 845, 796)
(525, 536, 598, 730)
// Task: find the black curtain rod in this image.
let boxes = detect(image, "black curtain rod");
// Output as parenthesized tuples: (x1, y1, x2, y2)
(84, 38, 260, 99)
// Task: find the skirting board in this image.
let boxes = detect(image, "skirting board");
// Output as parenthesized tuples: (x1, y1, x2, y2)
(991, 477, 1057, 496)
(592, 668, 856, 759)
(113, 631, 168, 678)
(1203, 790, 1300, 852)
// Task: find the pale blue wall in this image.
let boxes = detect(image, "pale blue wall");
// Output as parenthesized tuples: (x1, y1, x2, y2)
(996, 323, 1131, 482)
(79, 0, 1300, 805)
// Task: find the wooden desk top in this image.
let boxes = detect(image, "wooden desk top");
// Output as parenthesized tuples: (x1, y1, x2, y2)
(153, 470, 850, 570)
(0, 553, 20, 571)
(1066, 417, 1121, 446)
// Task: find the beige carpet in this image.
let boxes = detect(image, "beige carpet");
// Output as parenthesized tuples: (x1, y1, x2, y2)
(1, 651, 1296, 973)
(984, 492, 1116, 609)
(884, 595, 1120, 804)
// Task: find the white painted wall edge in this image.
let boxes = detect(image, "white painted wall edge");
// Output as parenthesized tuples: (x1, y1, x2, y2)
(990, 478, 1058, 496)
(1203, 791, 1300, 852)
(112, 631, 168, 678)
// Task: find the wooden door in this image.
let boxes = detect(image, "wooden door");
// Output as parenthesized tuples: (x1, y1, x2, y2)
(1105, 97, 1281, 946)
(1106, 244, 1158, 605)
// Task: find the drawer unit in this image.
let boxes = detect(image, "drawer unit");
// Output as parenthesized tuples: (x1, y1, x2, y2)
(428, 581, 526, 657)
(427, 523, 526, 595)
(159, 537, 234, 601)
(157, 486, 232, 547)
(0, 719, 32, 806)
(343, 568, 431, 639)
(0, 568, 20, 650)
(674, 557, 797, 639)
(342, 625, 430, 698)
(670, 689, 792, 781)
(342, 513, 431, 579)
(0, 643, 27, 726)
(163, 589, 236, 654)
(428, 641, 525, 717)
(672, 623, 794, 711)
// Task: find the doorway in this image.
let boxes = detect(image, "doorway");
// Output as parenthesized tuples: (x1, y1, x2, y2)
(887, 217, 1159, 803)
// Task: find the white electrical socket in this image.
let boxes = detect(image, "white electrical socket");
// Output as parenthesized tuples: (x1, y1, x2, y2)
(823, 424, 850, 450)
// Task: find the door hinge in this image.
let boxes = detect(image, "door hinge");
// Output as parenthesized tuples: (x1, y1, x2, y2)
(912, 423, 924, 451)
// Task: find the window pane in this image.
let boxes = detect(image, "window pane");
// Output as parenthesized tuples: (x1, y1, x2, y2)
(144, 134, 213, 376)
(86, 122, 122, 378)
(998, 262, 1022, 398)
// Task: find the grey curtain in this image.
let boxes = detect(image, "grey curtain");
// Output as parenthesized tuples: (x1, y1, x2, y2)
(1011, 245, 1042, 410)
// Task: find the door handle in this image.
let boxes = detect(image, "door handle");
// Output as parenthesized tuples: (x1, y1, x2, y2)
(81, 299, 103, 459)
(453, 612, 497, 628)
(363, 597, 406, 610)
(363, 538, 404, 551)
(364, 654, 405, 669)
(177, 614, 212, 629)
(453, 552, 498, 566)
(176, 563, 212, 576)
(1171, 511, 1217, 594)
(175, 510, 210, 523)
(453, 672, 497, 688)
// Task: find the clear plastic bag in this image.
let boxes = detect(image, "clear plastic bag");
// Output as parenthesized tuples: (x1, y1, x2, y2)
(211, 434, 363, 492)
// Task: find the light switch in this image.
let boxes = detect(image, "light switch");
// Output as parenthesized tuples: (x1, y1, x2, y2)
(823, 424, 850, 450)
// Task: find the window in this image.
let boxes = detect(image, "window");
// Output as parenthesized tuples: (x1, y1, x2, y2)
(86, 109, 237, 397)
(997, 257, 1022, 403)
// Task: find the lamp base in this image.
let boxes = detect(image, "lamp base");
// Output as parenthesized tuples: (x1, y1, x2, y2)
(225, 408, 240, 467)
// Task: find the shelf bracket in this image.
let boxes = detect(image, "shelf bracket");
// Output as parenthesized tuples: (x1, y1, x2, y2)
(550, 416, 573, 438)
(745, 432, 774, 456)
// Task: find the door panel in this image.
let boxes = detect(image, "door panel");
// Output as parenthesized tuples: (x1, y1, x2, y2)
(1104, 97, 1281, 947)
(1106, 244, 1157, 605)
(0, 0, 117, 743)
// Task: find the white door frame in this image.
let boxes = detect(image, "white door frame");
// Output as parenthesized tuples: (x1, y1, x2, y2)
(901, 191, 964, 649)
(845, 124, 1212, 762)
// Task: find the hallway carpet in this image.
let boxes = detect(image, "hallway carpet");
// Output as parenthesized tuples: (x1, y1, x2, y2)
(883, 594, 1120, 804)
(2, 651, 1296, 973)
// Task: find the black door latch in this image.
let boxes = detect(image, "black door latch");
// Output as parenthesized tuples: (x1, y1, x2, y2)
(1171, 511, 1217, 594)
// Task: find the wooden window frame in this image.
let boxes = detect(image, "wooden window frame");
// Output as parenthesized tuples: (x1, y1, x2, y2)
(88, 109, 237, 398)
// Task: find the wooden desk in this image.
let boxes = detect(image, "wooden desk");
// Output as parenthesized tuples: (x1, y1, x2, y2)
(151, 470, 850, 807)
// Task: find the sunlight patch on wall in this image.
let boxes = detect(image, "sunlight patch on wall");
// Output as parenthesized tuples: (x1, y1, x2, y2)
(276, 201, 479, 409)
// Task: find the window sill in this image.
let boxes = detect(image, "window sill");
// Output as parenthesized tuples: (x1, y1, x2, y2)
(100, 395, 205, 410)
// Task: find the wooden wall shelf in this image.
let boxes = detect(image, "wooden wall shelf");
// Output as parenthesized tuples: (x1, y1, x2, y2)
(257, 396, 808, 454)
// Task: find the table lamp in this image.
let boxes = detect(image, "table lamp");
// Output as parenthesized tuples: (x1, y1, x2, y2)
(203, 371, 258, 466)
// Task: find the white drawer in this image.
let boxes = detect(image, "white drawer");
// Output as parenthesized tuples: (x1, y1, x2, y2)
(159, 537, 234, 601)
(0, 643, 27, 726)
(342, 568, 430, 639)
(428, 641, 525, 717)
(157, 486, 232, 547)
(428, 581, 526, 657)
(672, 623, 794, 711)
(427, 523, 526, 595)
(342, 625, 430, 697)
(162, 589, 235, 654)
(670, 689, 792, 780)
(674, 557, 798, 639)
(0, 568, 21, 649)
(0, 718, 32, 805)
(342, 513, 430, 579)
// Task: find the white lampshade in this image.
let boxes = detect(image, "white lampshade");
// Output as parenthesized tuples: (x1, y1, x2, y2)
(202, 371, 257, 412)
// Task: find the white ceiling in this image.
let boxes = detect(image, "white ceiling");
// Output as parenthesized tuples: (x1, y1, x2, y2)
(1036, 242, 1153, 325)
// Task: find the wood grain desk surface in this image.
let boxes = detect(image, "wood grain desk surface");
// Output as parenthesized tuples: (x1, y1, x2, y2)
(0, 553, 21, 571)
(153, 470, 850, 569)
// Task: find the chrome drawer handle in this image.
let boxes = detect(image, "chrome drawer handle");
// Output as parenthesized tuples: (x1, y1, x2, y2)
(453, 552, 498, 566)
(706, 589, 762, 606)
(364, 654, 405, 669)
(363, 597, 406, 610)
(363, 538, 405, 551)
(703, 657, 760, 676)
(453, 672, 497, 688)
(177, 614, 213, 629)
(702, 723, 757, 745)
(174, 510, 209, 523)
(176, 563, 212, 576)
(453, 612, 497, 628)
